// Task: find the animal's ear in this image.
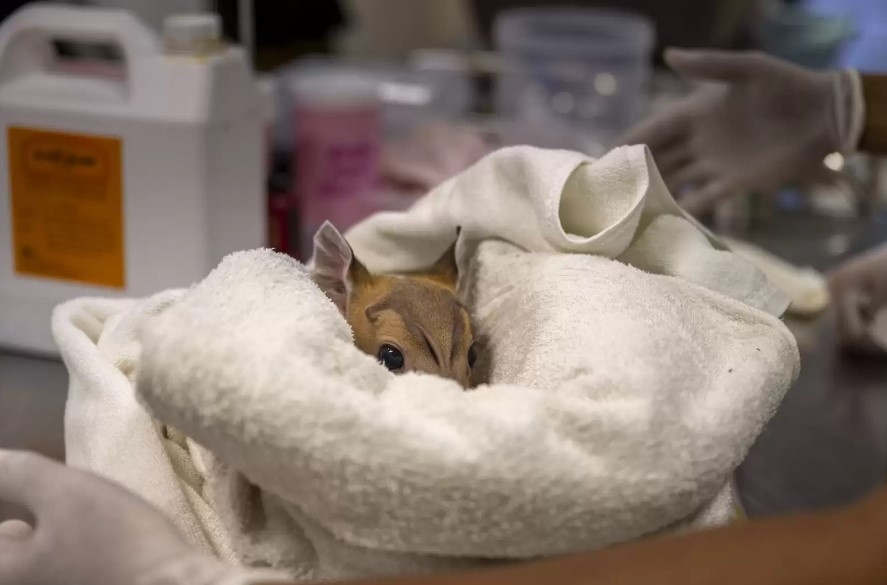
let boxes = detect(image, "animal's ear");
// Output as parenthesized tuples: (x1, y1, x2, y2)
(311, 221, 371, 314)
(428, 229, 460, 289)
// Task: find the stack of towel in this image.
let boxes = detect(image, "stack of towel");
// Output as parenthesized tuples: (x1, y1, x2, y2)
(55, 145, 799, 582)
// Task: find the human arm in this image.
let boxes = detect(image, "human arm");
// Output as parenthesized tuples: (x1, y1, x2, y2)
(616, 49, 887, 348)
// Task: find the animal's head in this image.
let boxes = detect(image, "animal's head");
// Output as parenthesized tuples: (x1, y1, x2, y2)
(312, 222, 477, 388)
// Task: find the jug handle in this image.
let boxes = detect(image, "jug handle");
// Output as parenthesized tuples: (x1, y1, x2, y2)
(0, 3, 159, 90)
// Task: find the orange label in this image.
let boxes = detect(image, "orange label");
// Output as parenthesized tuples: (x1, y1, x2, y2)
(8, 126, 125, 288)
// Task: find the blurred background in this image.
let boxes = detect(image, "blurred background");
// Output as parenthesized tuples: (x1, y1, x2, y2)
(3, 0, 887, 524)
(2, 0, 886, 259)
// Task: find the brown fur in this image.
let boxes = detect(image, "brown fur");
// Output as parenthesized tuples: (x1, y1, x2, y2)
(312, 223, 476, 388)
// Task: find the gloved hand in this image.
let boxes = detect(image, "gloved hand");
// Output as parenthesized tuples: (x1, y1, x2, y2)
(0, 450, 290, 585)
(828, 243, 887, 352)
(619, 49, 864, 214)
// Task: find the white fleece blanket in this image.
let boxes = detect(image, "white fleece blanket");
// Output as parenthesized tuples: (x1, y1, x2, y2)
(56, 145, 799, 582)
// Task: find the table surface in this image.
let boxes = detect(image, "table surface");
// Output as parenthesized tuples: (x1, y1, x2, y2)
(735, 212, 887, 515)
(0, 350, 66, 521)
(1, 213, 887, 520)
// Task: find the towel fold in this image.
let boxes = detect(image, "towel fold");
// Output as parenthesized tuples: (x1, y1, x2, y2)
(345, 146, 789, 317)
(723, 236, 829, 317)
(57, 145, 799, 582)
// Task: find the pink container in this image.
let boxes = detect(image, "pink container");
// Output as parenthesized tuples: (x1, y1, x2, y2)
(290, 67, 382, 259)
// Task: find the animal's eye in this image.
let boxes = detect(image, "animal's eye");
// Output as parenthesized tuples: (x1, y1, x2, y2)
(467, 343, 478, 368)
(378, 344, 405, 372)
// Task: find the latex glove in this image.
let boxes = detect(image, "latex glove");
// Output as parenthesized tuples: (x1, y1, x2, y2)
(619, 49, 864, 214)
(827, 243, 887, 352)
(0, 450, 290, 585)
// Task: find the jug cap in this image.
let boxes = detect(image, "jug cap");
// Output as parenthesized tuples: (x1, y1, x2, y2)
(164, 13, 222, 55)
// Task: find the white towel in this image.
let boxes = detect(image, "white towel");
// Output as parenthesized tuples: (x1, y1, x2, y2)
(53, 293, 239, 561)
(344, 146, 789, 317)
(57, 145, 799, 582)
(722, 237, 829, 317)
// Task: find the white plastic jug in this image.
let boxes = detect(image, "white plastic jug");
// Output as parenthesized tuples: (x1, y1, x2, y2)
(0, 4, 265, 354)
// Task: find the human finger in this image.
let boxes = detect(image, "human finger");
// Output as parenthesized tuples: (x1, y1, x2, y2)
(0, 521, 32, 541)
(0, 451, 59, 513)
(680, 176, 743, 215)
(667, 161, 711, 191)
(665, 48, 761, 83)
(616, 107, 689, 151)
(0, 521, 31, 585)
(650, 142, 692, 177)
(836, 288, 869, 346)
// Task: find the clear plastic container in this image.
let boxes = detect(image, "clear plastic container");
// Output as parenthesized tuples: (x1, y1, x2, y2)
(495, 8, 654, 155)
(373, 62, 472, 139)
